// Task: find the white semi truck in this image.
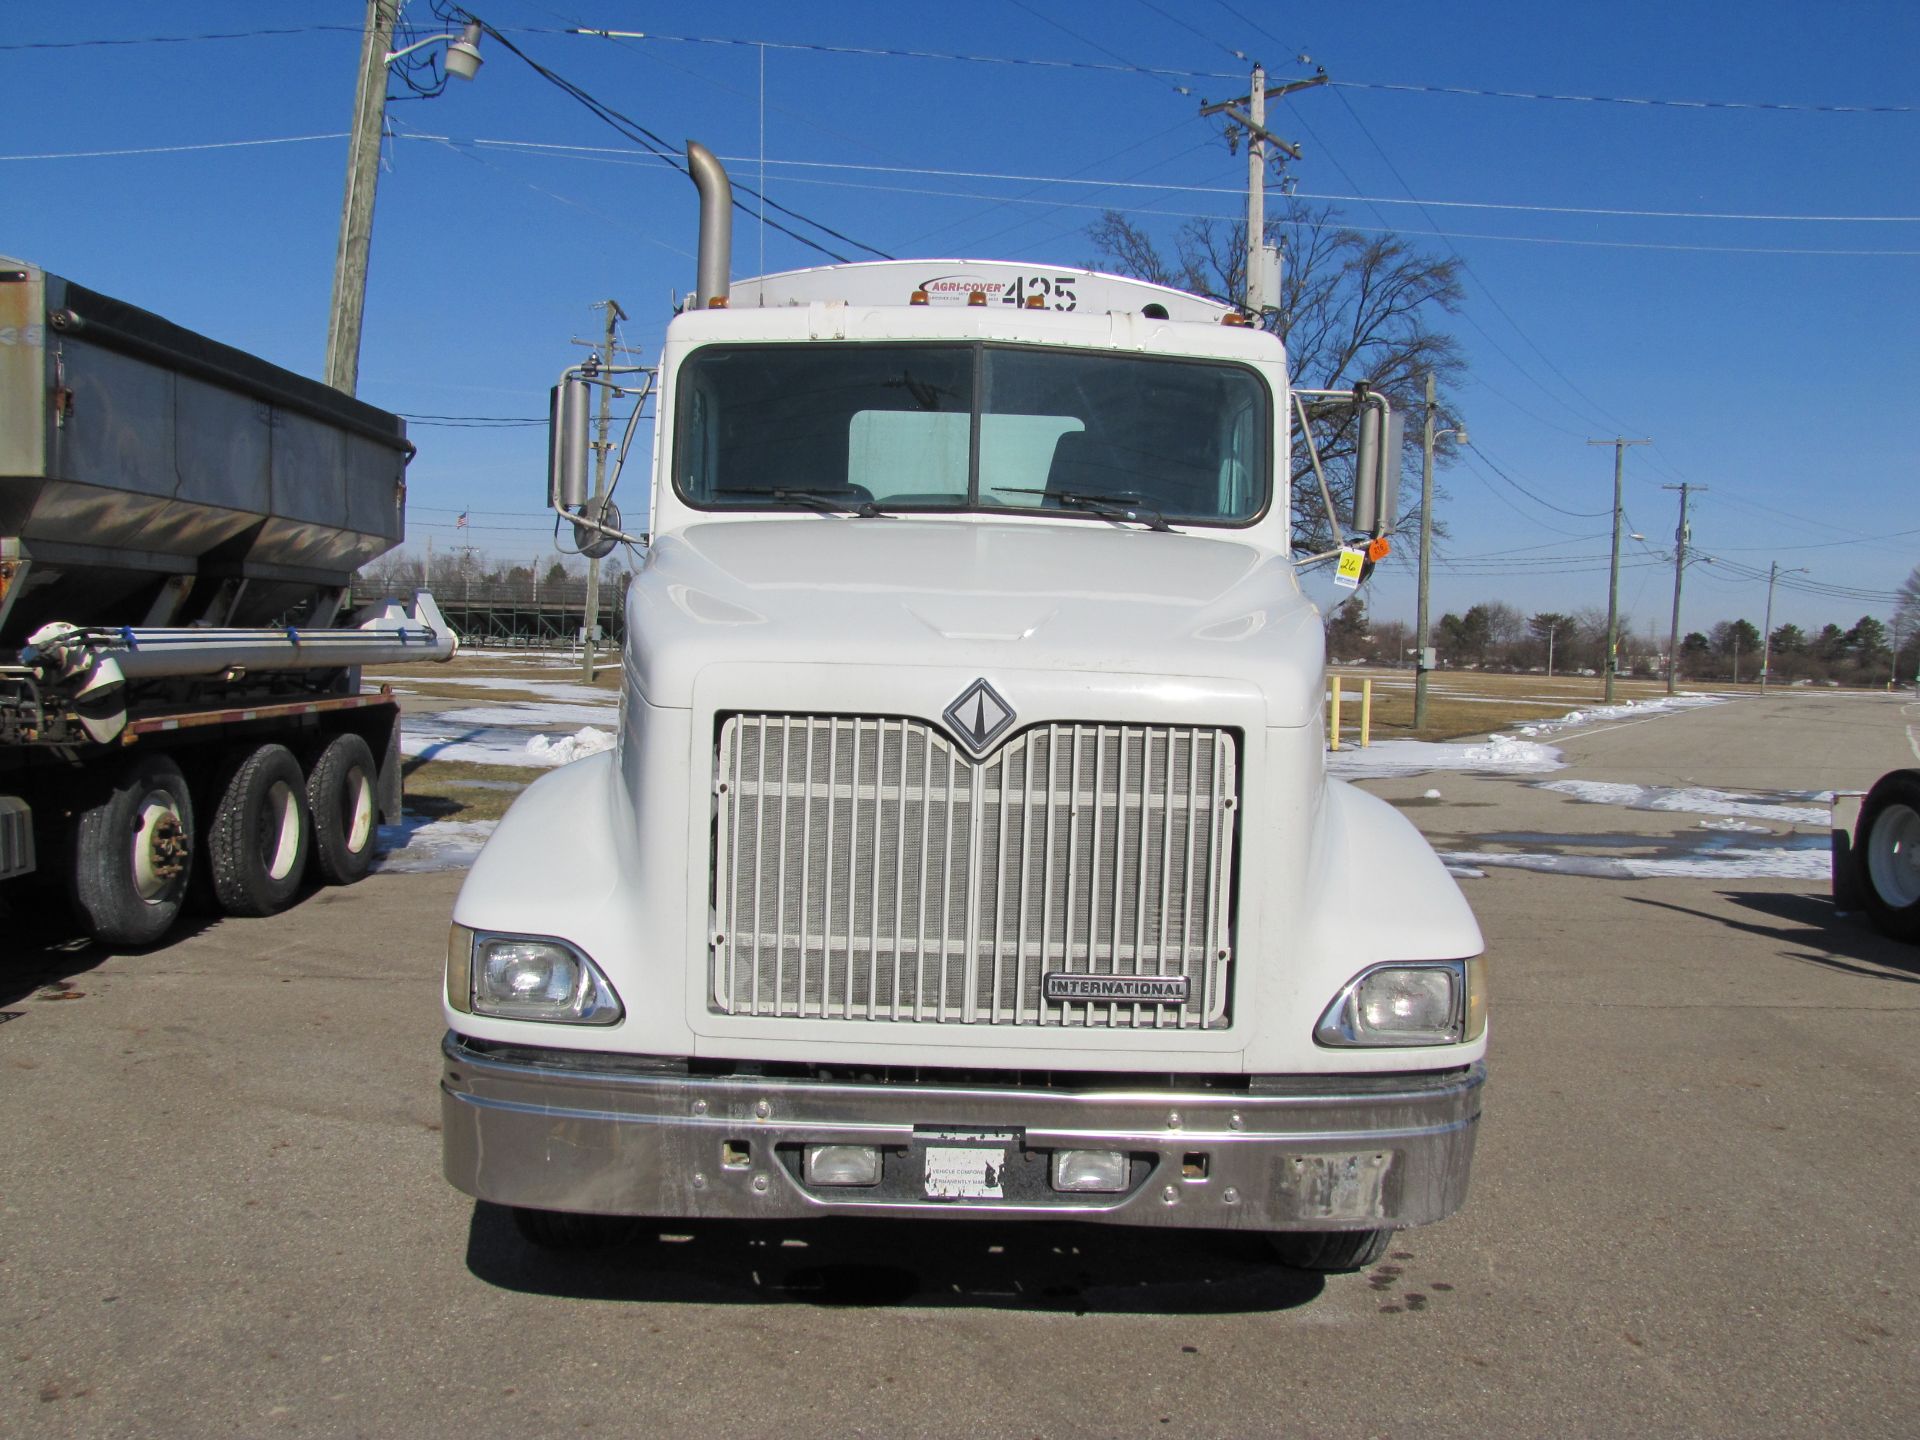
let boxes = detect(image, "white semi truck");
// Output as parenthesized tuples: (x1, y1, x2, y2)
(439, 145, 1486, 1269)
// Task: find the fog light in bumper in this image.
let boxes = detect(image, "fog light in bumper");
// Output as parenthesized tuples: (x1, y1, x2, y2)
(1051, 1150, 1129, 1193)
(804, 1145, 881, 1187)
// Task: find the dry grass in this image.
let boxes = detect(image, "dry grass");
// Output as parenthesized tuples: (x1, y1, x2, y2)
(397, 758, 544, 823)
(1326, 667, 1691, 742)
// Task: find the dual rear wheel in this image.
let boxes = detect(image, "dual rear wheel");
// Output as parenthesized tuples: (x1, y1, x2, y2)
(69, 732, 382, 946)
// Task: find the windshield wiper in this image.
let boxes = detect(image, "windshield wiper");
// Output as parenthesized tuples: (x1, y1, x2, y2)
(715, 486, 884, 518)
(994, 487, 1174, 533)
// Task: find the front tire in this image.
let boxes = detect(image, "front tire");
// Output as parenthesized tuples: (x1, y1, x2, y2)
(1268, 1228, 1396, 1272)
(207, 743, 310, 917)
(71, 754, 195, 946)
(306, 732, 379, 886)
(1856, 769, 1920, 942)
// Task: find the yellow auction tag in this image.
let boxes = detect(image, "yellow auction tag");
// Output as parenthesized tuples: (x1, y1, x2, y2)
(1334, 547, 1365, 589)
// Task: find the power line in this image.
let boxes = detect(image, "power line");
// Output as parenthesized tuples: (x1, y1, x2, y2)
(599, 150, 1920, 224)
(1326, 79, 1915, 115)
(0, 133, 344, 162)
(1467, 444, 1614, 517)
(0, 26, 355, 51)
(565, 26, 1239, 85)
(15, 22, 1909, 114)
(472, 19, 890, 264)
(1331, 85, 1634, 434)
(1002, 0, 1201, 97)
(1135, 0, 1248, 63)
(544, 29, 1916, 114)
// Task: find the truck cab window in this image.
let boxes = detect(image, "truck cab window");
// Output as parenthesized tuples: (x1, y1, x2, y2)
(676, 342, 1268, 526)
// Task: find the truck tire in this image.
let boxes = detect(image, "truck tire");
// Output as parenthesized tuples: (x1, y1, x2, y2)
(1855, 769, 1920, 942)
(1268, 1228, 1396, 1272)
(71, 754, 195, 947)
(510, 1207, 642, 1252)
(306, 733, 379, 886)
(207, 743, 311, 917)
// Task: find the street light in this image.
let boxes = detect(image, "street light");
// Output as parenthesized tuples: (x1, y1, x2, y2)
(324, 8, 484, 395)
(1414, 371, 1467, 730)
(388, 21, 485, 79)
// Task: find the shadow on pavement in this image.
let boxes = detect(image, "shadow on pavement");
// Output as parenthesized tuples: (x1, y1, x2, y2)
(1626, 890, 1920, 984)
(464, 1203, 1325, 1314)
(0, 888, 221, 1007)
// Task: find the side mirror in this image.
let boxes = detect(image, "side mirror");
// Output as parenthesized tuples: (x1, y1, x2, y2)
(1350, 404, 1404, 537)
(548, 377, 591, 511)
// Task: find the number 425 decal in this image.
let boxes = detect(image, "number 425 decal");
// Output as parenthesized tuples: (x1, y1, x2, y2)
(999, 275, 1078, 311)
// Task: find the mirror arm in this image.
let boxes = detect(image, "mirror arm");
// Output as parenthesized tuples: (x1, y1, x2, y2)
(1292, 391, 1343, 547)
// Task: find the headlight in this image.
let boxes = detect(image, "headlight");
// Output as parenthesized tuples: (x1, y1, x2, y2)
(448, 926, 623, 1024)
(1315, 960, 1480, 1047)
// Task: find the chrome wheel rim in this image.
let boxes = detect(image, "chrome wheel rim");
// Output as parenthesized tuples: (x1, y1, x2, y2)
(262, 779, 302, 881)
(1868, 802, 1920, 909)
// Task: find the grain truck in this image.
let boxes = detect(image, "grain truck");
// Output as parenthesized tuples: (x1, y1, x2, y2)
(438, 144, 1485, 1270)
(1, 257, 454, 945)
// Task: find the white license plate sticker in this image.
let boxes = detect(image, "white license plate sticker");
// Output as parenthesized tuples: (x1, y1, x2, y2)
(924, 1146, 1006, 1199)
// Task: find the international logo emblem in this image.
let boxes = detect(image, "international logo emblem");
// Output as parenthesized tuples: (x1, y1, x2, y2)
(943, 678, 1015, 754)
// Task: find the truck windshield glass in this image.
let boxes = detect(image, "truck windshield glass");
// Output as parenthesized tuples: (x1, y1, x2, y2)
(675, 343, 1268, 525)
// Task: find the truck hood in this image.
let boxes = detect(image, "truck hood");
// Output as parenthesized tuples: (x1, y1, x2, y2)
(629, 518, 1327, 726)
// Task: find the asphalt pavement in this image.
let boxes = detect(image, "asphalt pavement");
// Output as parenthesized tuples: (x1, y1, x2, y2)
(4, 689, 1917, 1439)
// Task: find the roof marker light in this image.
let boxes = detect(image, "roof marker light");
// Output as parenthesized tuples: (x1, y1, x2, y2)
(909, 289, 929, 306)
(967, 290, 988, 307)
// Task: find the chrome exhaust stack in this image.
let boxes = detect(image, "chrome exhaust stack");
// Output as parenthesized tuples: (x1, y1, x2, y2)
(687, 140, 732, 308)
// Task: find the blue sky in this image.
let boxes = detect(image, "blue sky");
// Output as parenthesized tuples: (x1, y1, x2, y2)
(5, 1, 1915, 640)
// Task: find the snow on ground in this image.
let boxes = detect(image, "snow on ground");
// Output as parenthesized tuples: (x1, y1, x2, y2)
(1442, 842, 1830, 882)
(373, 817, 497, 873)
(1328, 733, 1564, 778)
(456, 649, 622, 670)
(526, 728, 616, 764)
(1535, 780, 1827, 825)
(400, 674, 618, 704)
(1513, 693, 1724, 737)
(413, 701, 617, 728)
(401, 717, 615, 768)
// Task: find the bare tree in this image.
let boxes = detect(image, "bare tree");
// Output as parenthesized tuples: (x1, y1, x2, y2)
(1088, 203, 1467, 553)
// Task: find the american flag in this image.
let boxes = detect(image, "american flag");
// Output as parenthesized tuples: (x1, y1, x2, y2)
(455, 510, 468, 529)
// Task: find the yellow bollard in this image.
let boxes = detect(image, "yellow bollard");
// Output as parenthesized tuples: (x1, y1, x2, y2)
(1360, 677, 1373, 748)
(1329, 673, 1343, 751)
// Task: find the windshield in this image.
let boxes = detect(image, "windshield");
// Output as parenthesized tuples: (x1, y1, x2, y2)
(673, 342, 1269, 525)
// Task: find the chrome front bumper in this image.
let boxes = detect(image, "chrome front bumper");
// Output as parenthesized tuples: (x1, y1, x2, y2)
(441, 1034, 1484, 1231)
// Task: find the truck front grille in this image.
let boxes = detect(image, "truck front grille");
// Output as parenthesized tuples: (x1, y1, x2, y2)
(710, 714, 1237, 1029)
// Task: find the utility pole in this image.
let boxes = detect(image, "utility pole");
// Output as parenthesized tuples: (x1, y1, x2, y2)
(1411, 373, 1467, 728)
(325, 0, 397, 395)
(1660, 482, 1702, 695)
(324, 6, 481, 395)
(1759, 561, 1808, 691)
(1415, 372, 1437, 728)
(580, 299, 628, 684)
(1200, 66, 1324, 315)
(1588, 437, 1650, 703)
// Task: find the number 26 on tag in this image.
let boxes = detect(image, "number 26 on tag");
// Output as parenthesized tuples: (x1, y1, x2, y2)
(1334, 547, 1365, 590)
